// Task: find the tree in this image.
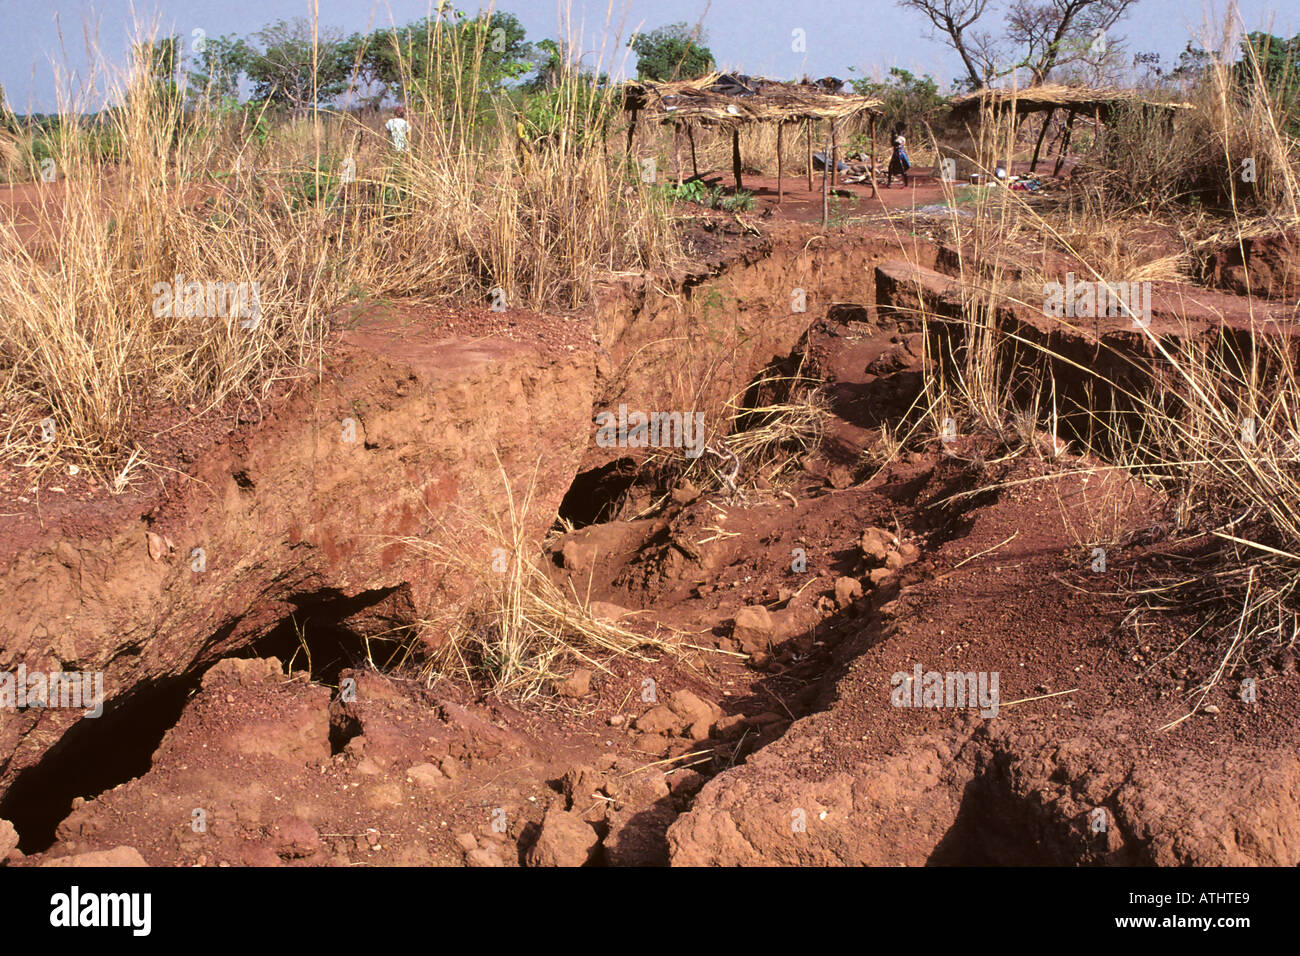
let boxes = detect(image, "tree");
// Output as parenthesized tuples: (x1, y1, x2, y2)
(350, 11, 533, 112)
(130, 35, 183, 111)
(1005, 0, 1136, 85)
(338, 31, 391, 110)
(529, 38, 566, 92)
(897, 0, 996, 90)
(898, 0, 1137, 88)
(187, 34, 251, 107)
(1168, 41, 1212, 83)
(134, 35, 180, 85)
(629, 23, 714, 82)
(1237, 32, 1300, 106)
(245, 18, 348, 113)
(848, 67, 945, 130)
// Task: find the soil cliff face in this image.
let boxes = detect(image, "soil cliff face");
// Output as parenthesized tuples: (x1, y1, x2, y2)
(586, 228, 940, 469)
(0, 322, 595, 796)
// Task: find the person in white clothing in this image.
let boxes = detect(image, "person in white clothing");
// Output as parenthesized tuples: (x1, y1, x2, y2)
(385, 105, 410, 152)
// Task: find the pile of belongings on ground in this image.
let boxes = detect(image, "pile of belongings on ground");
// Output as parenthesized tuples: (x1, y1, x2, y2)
(831, 151, 874, 184)
(1007, 175, 1046, 192)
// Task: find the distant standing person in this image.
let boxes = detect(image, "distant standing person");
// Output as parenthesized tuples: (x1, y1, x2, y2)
(886, 123, 910, 188)
(385, 105, 410, 152)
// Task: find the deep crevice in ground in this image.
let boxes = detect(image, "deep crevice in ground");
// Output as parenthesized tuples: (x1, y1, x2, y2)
(2, 586, 408, 854)
(1, 673, 201, 853)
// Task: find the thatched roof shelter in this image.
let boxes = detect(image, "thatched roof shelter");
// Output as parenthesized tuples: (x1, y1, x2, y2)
(621, 73, 884, 212)
(622, 72, 883, 126)
(944, 84, 1193, 178)
(947, 84, 1192, 121)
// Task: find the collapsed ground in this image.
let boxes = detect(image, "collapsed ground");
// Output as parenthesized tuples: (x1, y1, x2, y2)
(1, 204, 1299, 866)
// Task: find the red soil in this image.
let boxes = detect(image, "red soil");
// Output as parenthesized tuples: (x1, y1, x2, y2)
(2, 170, 1298, 869)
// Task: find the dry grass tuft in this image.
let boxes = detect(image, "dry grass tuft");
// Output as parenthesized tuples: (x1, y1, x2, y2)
(403, 458, 675, 698)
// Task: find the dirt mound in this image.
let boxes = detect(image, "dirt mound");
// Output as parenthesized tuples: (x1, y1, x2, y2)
(1201, 228, 1300, 299)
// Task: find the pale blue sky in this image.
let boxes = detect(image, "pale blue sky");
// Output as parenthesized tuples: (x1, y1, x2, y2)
(1, 0, 1295, 111)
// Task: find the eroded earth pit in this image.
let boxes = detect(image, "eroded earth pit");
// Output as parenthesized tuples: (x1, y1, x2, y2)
(2, 220, 1299, 867)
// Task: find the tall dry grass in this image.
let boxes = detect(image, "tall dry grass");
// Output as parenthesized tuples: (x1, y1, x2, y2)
(914, 22, 1300, 703)
(0, 18, 677, 479)
(0, 54, 334, 476)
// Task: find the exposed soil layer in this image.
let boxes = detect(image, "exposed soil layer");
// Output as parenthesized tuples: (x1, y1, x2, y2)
(3, 208, 1299, 867)
(0, 307, 597, 799)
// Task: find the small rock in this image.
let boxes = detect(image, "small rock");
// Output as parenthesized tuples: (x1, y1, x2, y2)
(41, 846, 147, 867)
(860, 527, 895, 563)
(272, 816, 320, 859)
(355, 757, 383, 776)
(561, 765, 605, 807)
(454, 832, 479, 853)
(732, 605, 775, 658)
(714, 714, 747, 738)
(868, 567, 895, 587)
(146, 531, 169, 562)
(557, 668, 593, 698)
(524, 808, 599, 867)
(588, 601, 631, 622)
(671, 480, 701, 505)
(634, 733, 670, 757)
(834, 576, 863, 607)
(406, 763, 445, 789)
(825, 465, 854, 489)
(667, 768, 706, 797)
(241, 843, 282, 867)
(635, 705, 681, 735)
(439, 756, 462, 780)
(687, 719, 713, 741)
(362, 783, 404, 808)
(667, 690, 720, 728)
(1203, 704, 1221, 715)
(466, 846, 506, 867)
(0, 819, 18, 859)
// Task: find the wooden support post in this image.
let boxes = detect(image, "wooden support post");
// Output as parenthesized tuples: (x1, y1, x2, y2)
(673, 122, 682, 186)
(1030, 107, 1054, 173)
(1095, 106, 1105, 164)
(776, 122, 784, 205)
(1053, 109, 1077, 178)
(807, 118, 814, 191)
(732, 127, 743, 192)
(687, 123, 698, 178)
(821, 122, 830, 226)
(626, 108, 637, 159)
(1011, 109, 1024, 175)
(869, 117, 878, 198)
(830, 121, 838, 187)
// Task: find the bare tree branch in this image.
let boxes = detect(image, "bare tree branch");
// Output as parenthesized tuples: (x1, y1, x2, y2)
(898, 0, 1140, 89)
(897, 0, 996, 89)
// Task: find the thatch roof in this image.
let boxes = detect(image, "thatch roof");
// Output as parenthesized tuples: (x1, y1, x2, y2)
(948, 84, 1193, 119)
(623, 72, 883, 126)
